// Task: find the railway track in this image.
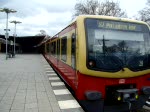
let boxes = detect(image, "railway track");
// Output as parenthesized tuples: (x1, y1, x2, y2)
(138, 109, 149, 112)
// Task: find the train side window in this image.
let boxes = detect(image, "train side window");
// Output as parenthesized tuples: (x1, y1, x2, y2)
(49, 43, 51, 53)
(51, 42, 56, 56)
(48, 43, 50, 54)
(49, 43, 52, 55)
(71, 33, 76, 68)
(46, 43, 49, 53)
(49, 43, 52, 54)
(61, 36, 67, 62)
(51, 42, 54, 55)
(54, 41, 56, 56)
(57, 39, 60, 59)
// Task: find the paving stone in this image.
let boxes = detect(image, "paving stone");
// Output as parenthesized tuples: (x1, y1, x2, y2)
(38, 108, 53, 112)
(0, 103, 12, 110)
(11, 103, 25, 110)
(0, 109, 9, 112)
(10, 109, 24, 112)
(25, 108, 38, 112)
(25, 103, 38, 109)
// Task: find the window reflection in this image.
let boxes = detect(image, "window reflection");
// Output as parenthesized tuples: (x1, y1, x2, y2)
(86, 19, 150, 72)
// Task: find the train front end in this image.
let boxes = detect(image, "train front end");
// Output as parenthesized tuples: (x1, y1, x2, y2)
(76, 16, 150, 112)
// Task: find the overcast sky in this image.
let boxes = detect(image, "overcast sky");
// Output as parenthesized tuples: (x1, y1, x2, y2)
(0, 0, 147, 36)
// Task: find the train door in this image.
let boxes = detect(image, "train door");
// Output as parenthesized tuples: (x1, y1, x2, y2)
(71, 33, 76, 69)
(71, 32, 77, 88)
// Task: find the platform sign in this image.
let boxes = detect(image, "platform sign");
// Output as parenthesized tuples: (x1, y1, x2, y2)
(13, 34, 17, 37)
(5, 33, 9, 39)
(10, 41, 13, 45)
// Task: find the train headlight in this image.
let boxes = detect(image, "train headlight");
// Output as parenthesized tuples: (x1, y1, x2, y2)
(135, 94, 138, 99)
(142, 86, 150, 95)
(88, 61, 95, 67)
(117, 96, 121, 101)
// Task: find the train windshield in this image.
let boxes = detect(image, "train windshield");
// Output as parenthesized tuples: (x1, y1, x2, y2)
(85, 18, 150, 72)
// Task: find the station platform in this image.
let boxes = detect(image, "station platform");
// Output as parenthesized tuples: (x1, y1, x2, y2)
(0, 54, 84, 112)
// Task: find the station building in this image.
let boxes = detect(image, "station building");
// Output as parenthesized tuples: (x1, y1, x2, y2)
(0, 34, 46, 53)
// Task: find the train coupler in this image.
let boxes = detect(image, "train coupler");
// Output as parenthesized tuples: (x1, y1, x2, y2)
(116, 89, 139, 102)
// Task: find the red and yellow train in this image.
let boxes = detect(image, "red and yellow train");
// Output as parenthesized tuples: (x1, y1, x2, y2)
(43, 15, 150, 112)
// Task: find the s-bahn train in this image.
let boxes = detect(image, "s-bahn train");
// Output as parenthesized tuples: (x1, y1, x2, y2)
(43, 15, 150, 112)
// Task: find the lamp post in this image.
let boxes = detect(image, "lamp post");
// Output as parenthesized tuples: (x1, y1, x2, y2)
(0, 8, 17, 60)
(10, 20, 21, 57)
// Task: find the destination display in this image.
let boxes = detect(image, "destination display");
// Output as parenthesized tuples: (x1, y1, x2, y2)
(97, 21, 142, 31)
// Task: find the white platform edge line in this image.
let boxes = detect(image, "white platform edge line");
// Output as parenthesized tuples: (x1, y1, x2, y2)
(53, 89, 71, 95)
(58, 100, 81, 109)
(51, 82, 65, 86)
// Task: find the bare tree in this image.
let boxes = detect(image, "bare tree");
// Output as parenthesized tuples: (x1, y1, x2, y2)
(36, 30, 47, 36)
(73, 0, 127, 18)
(98, 1, 127, 17)
(74, 0, 98, 16)
(138, 0, 150, 25)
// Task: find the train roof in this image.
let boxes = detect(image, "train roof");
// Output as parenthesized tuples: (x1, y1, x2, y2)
(45, 15, 149, 43)
(76, 15, 148, 25)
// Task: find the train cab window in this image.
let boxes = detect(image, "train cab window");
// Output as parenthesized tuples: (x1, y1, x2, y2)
(61, 36, 67, 62)
(85, 19, 150, 72)
(71, 33, 76, 69)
